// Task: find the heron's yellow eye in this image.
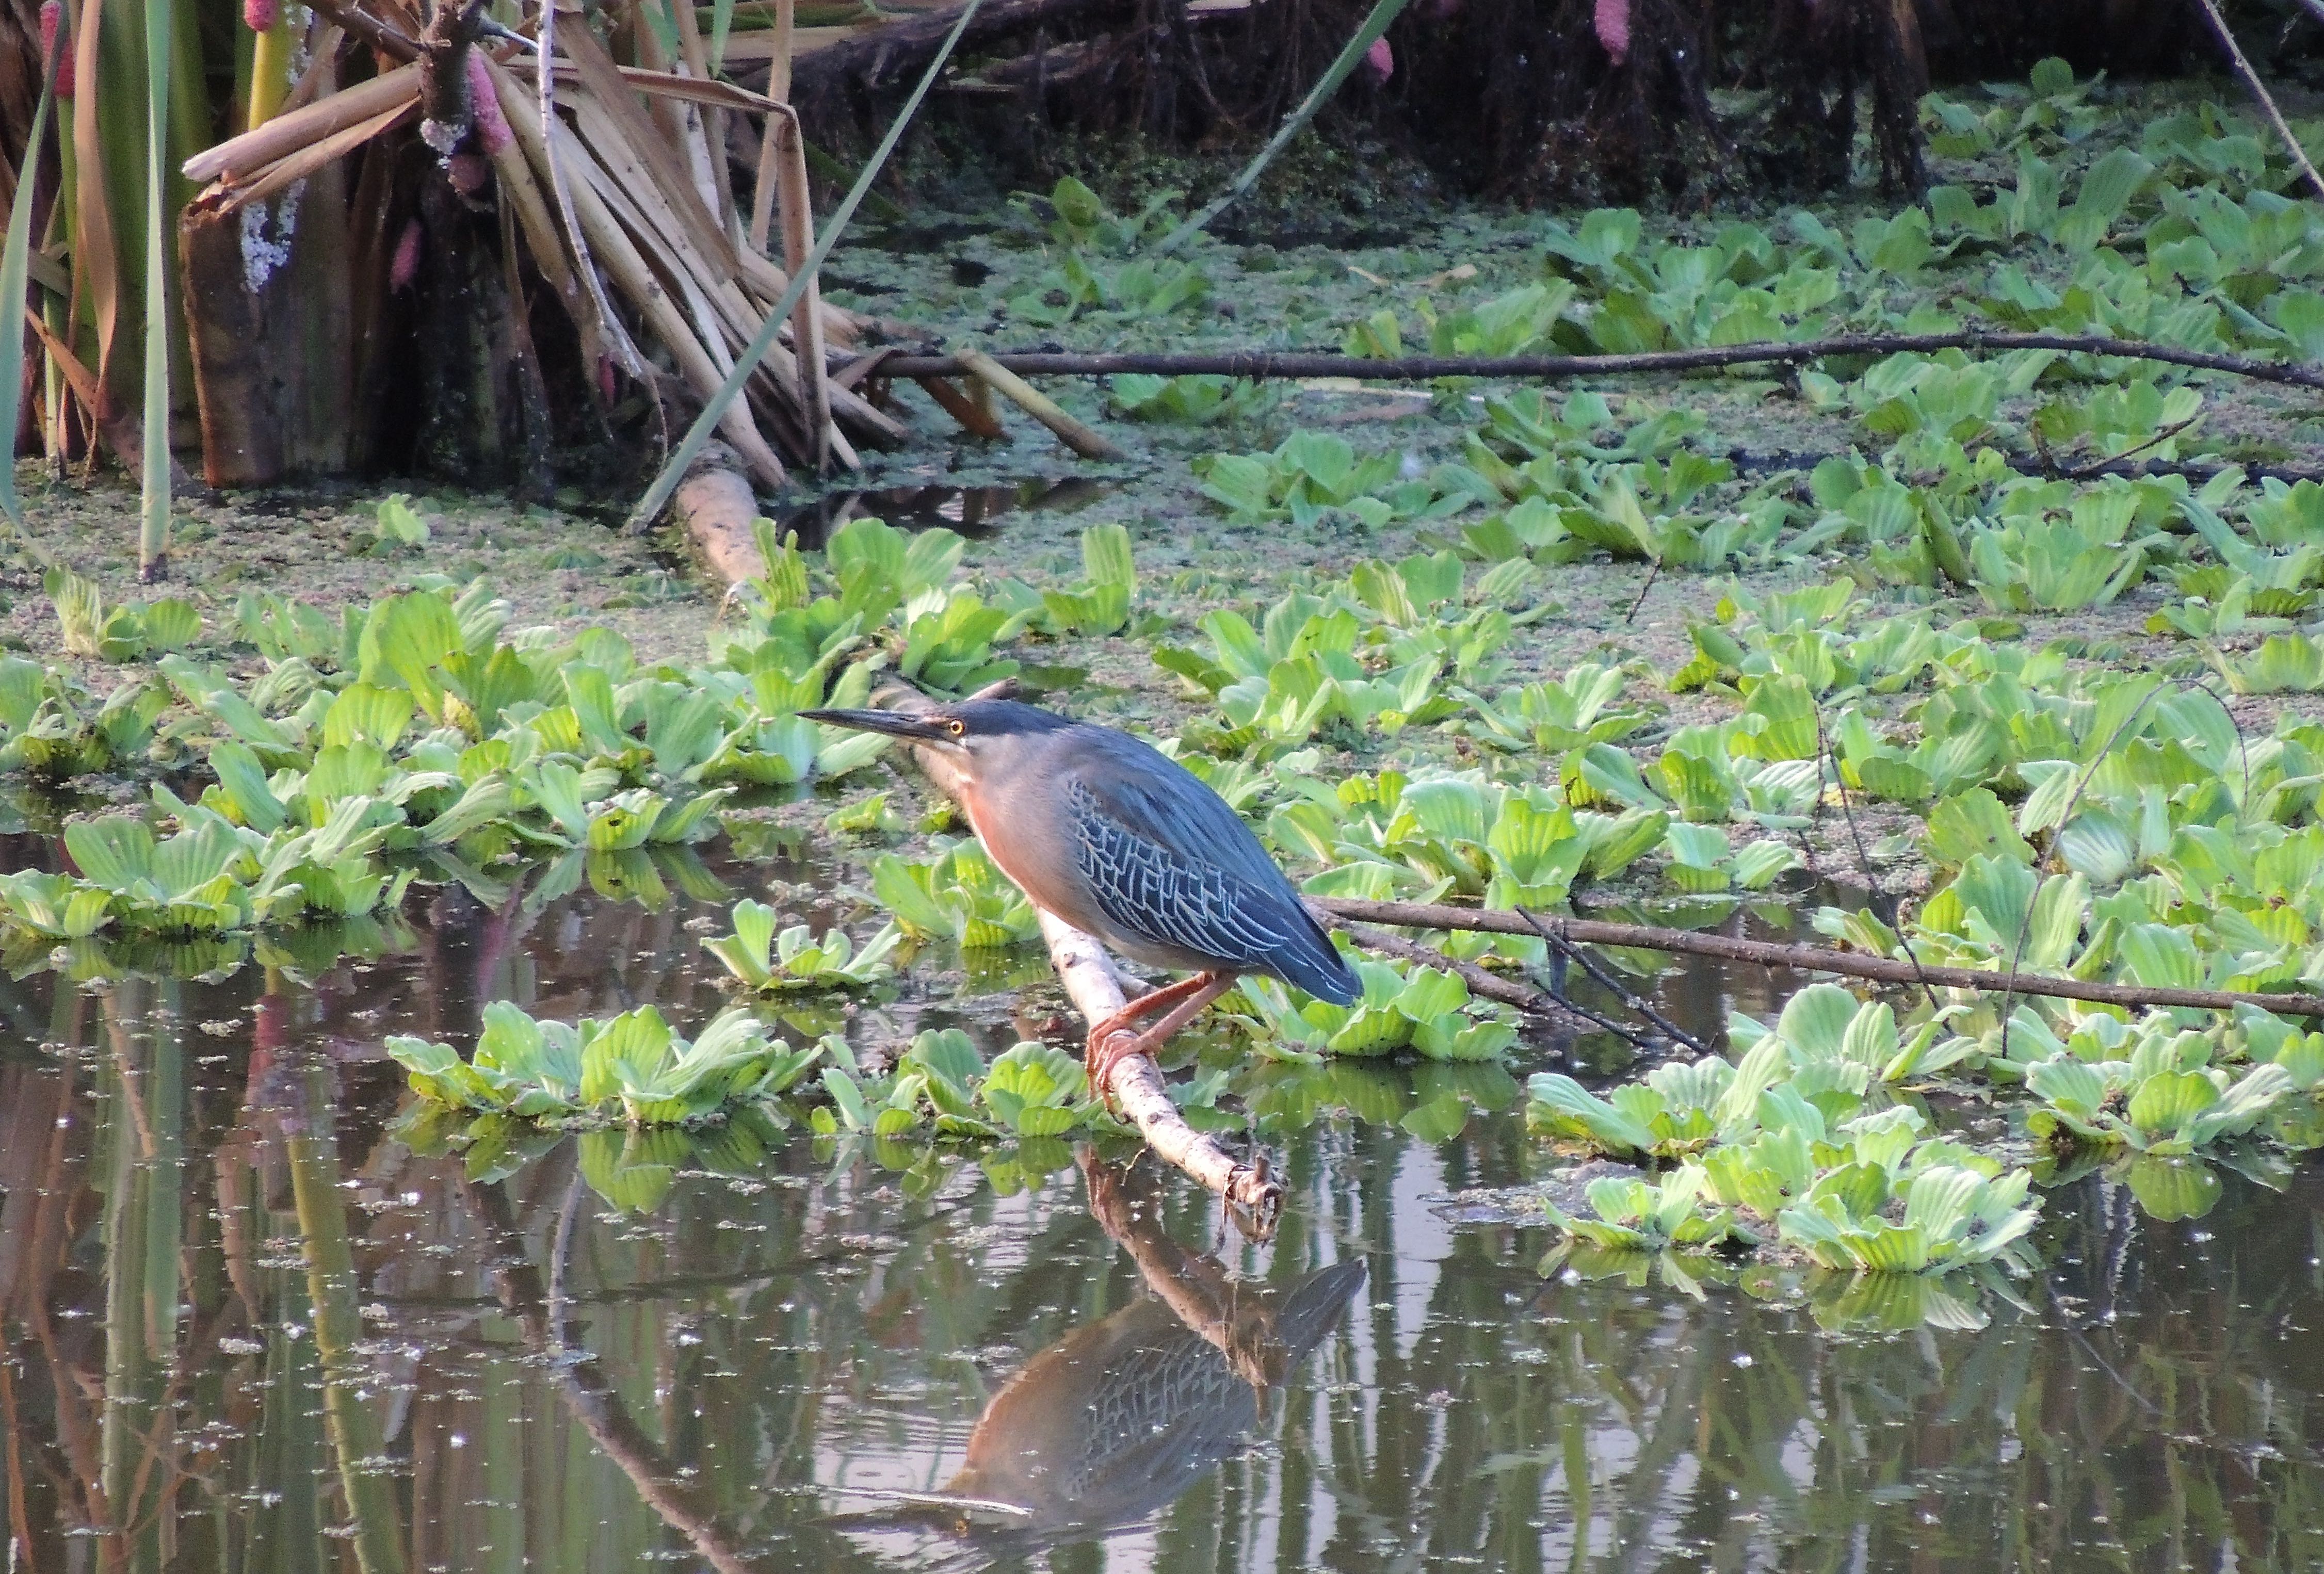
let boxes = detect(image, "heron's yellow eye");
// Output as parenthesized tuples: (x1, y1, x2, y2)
(947, 719, 966, 737)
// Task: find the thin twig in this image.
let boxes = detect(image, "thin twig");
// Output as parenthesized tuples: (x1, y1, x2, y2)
(1514, 907, 1712, 1054)
(1622, 555, 1663, 624)
(2191, 0, 2324, 203)
(2063, 415, 2202, 481)
(1323, 913, 1580, 1023)
(1817, 714, 1940, 1014)
(1309, 897, 2324, 1020)
(1723, 445, 2324, 488)
(848, 331, 2324, 394)
(1155, 0, 1416, 252)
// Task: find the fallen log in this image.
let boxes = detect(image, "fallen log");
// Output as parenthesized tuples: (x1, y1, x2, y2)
(789, 0, 1141, 99)
(1310, 897, 2324, 1021)
(846, 332, 2324, 395)
(670, 448, 766, 587)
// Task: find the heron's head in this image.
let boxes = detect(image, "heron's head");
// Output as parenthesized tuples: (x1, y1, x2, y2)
(800, 699, 1074, 791)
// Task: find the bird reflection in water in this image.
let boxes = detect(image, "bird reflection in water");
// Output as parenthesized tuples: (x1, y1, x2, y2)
(837, 1154, 1366, 1557)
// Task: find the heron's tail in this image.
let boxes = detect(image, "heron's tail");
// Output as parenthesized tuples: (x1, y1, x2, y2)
(1273, 1258, 1367, 1360)
(1272, 905, 1363, 1005)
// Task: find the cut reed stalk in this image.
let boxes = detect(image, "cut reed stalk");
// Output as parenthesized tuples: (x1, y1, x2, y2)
(183, 62, 419, 184)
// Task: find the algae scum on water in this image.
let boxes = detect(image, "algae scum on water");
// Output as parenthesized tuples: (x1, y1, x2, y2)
(7, 62, 2324, 1572)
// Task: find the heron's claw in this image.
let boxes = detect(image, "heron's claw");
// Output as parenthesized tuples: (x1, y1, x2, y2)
(1085, 1026, 1149, 1115)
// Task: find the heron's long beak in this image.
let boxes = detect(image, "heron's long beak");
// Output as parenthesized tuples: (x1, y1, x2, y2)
(799, 707, 953, 743)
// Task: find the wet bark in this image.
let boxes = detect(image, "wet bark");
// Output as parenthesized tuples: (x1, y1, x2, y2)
(177, 164, 356, 487)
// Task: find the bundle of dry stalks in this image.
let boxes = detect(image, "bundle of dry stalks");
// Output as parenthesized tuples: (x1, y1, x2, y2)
(178, 0, 897, 485)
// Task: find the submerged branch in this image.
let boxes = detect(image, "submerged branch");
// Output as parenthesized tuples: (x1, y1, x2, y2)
(1311, 897, 2324, 1021)
(854, 332, 2324, 394)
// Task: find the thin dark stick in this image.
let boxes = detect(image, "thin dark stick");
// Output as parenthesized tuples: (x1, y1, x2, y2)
(2063, 416, 2202, 481)
(1622, 556, 1664, 625)
(849, 332, 2324, 394)
(1723, 446, 2324, 488)
(1818, 715, 1940, 1014)
(305, 0, 420, 60)
(1328, 916, 1590, 1029)
(2191, 0, 2324, 202)
(1514, 907, 1713, 1056)
(1309, 897, 2324, 1020)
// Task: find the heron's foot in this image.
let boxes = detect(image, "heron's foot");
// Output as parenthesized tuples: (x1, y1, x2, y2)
(1085, 1025, 1150, 1115)
(1084, 971, 1242, 1113)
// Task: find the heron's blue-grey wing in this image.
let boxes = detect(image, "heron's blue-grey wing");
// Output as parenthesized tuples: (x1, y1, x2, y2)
(1063, 737, 1358, 1003)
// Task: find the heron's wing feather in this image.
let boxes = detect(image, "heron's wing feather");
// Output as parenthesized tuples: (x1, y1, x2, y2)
(1071, 731, 1293, 889)
(1063, 737, 1357, 1001)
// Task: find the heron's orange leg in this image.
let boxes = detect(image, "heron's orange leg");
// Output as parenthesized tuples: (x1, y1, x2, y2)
(1084, 971, 1217, 1053)
(1087, 970, 1240, 1107)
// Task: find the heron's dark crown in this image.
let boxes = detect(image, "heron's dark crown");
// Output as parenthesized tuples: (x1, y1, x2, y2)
(932, 699, 1078, 738)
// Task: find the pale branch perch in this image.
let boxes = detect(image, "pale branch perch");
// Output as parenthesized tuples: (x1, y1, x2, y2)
(1040, 912, 1282, 1214)
(1311, 898, 2324, 1021)
(850, 332, 2324, 394)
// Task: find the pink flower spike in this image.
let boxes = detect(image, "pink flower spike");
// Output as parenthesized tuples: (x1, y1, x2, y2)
(39, 2, 73, 99)
(467, 52, 513, 155)
(1364, 35, 1393, 84)
(1593, 0, 1630, 65)
(390, 219, 423, 293)
(245, 0, 279, 31)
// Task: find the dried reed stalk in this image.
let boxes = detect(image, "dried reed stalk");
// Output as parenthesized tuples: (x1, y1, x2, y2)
(182, 28, 880, 476)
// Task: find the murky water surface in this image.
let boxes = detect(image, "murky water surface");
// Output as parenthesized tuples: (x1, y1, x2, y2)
(5, 842, 2321, 1573)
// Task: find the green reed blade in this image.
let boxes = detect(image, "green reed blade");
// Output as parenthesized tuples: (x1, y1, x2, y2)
(1156, 0, 1414, 253)
(0, 20, 63, 531)
(138, 0, 173, 579)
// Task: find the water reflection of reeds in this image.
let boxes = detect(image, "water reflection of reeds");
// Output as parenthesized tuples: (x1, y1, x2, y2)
(0, 869, 2319, 1574)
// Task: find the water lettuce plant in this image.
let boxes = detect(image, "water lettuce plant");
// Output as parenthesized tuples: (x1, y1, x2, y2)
(702, 899, 901, 991)
(0, 659, 169, 778)
(1530, 1031, 2043, 1280)
(1774, 1156, 2041, 1277)
(2022, 1011, 2299, 1156)
(1240, 953, 1517, 1062)
(1197, 431, 1463, 529)
(46, 567, 201, 663)
(871, 841, 1041, 948)
(388, 1001, 824, 1125)
(989, 523, 1140, 638)
(1538, 1164, 1759, 1263)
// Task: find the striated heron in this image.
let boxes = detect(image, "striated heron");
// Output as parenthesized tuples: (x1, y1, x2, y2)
(801, 697, 1360, 1090)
